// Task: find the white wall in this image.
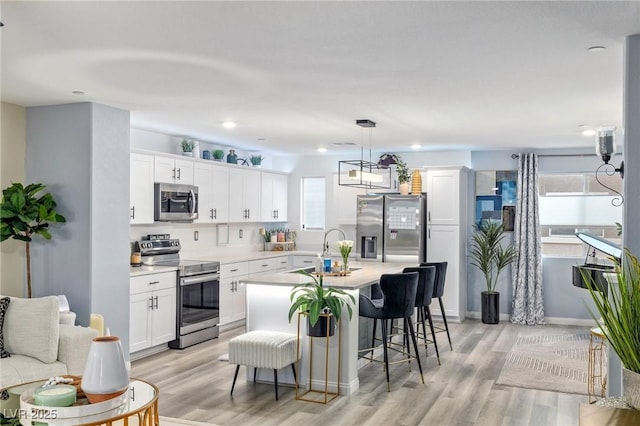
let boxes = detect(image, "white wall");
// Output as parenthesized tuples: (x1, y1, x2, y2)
(0, 102, 26, 297)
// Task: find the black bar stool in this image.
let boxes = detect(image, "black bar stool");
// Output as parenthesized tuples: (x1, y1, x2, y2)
(420, 261, 452, 350)
(359, 272, 425, 391)
(403, 266, 440, 365)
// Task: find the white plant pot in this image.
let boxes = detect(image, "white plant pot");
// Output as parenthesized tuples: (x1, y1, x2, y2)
(399, 182, 410, 195)
(81, 336, 129, 403)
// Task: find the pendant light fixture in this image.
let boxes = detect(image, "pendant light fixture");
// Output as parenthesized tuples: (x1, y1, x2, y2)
(338, 119, 391, 189)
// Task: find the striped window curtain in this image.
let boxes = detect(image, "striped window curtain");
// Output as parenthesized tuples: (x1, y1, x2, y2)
(511, 153, 545, 325)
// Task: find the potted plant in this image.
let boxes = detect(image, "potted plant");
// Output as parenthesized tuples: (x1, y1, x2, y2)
(0, 183, 67, 298)
(469, 220, 517, 324)
(213, 149, 225, 161)
(288, 271, 355, 337)
(181, 139, 195, 156)
(394, 156, 410, 195)
(583, 249, 640, 409)
(250, 154, 263, 167)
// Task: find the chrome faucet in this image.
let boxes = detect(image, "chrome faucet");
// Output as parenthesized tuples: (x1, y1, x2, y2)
(322, 227, 346, 257)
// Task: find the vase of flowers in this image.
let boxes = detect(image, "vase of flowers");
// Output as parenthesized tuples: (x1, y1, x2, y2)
(337, 240, 353, 273)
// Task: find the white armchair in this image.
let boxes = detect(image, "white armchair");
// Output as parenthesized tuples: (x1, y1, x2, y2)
(0, 295, 97, 389)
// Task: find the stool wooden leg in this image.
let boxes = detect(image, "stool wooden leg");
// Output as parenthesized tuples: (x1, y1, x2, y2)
(439, 297, 453, 350)
(231, 365, 240, 396)
(426, 306, 441, 365)
(273, 369, 279, 400)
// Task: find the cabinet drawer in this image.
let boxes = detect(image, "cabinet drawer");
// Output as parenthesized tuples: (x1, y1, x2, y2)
(292, 255, 316, 268)
(130, 271, 177, 295)
(274, 256, 290, 271)
(220, 261, 249, 278)
(248, 258, 277, 274)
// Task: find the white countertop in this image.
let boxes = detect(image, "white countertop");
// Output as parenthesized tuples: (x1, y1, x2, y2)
(129, 265, 178, 277)
(242, 260, 414, 290)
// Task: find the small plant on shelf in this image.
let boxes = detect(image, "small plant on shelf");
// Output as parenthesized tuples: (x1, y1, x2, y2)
(395, 156, 410, 184)
(250, 154, 263, 166)
(213, 149, 225, 161)
(181, 139, 195, 153)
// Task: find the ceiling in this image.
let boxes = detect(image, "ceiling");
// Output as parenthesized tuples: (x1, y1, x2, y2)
(2, 1, 640, 156)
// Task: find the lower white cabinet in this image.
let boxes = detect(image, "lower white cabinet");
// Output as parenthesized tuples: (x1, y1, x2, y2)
(129, 271, 177, 353)
(292, 255, 317, 268)
(220, 262, 249, 326)
(273, 256, 290, 271)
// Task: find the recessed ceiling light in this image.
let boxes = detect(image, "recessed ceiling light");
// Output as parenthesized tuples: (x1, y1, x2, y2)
(588, 46, 606, 52)
(222, 121, 237, 129)
(317, 148, 327, 153)
(582, 129, 596, 137)
(71, 90, 84, 95)
(411, 144, 421, 150)
(257, 138, 265, 141)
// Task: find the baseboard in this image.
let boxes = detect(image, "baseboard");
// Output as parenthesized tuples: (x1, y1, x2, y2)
(466, 311, 596, 326)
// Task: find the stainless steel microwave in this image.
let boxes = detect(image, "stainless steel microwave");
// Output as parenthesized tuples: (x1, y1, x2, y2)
(154, 183, 198, 222)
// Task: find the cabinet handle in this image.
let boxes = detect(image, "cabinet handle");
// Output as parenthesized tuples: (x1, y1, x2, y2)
(210, 208, 214, 220)
(172, 168, 176, 180)
(230, 268, 239, 272)
(149, 281, 159, 285)
(154, 295, 158, 309)
(428, 211, 431, 222)
(303, 260, 313, 264)
(148, 297, 154, 310)
(130, 206, 135, 219)
(428, 229, 431, 239)
(213, 208, 217, 219)
(233, 280, 237, 292)
(247, 209, 250, 219)
(177, 168, 181, 180)
(262, 264, 269, 267)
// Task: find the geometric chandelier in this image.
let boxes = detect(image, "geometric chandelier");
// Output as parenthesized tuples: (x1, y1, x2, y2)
(338, 119, 391, 189)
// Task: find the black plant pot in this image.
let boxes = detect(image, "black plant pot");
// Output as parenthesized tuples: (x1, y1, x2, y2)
(307, 314, 336, 337)
(481, 291, 500, 324)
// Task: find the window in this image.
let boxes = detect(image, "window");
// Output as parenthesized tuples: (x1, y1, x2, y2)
(538, 173, 622, 257)
(301, 177, 325, 230)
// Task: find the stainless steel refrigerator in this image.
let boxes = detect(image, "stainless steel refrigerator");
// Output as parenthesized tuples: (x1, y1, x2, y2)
(356, 194, 427, 263)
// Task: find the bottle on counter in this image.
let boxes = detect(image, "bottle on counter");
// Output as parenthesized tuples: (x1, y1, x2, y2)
(315, 254, 323, 275)
(324, 253, 332, 273)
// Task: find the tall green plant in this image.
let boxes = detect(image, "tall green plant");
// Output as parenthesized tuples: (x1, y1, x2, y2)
(583, 249, 640, 374)
(469, 220, 517, 292)
(0, 183, 66, 298)
(288, 271, 355, 326)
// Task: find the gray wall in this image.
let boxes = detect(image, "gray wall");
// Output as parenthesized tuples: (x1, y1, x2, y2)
(26, 102, 131, 357)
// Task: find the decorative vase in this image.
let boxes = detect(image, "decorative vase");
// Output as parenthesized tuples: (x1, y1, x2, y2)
(226, 149, 238, 164)
(307, 314, 336, 337)
(270, 235, 277, 243)
(623, 367, 640, 409)
(481, 291, 500, 324)
(81, 336, 129, 403)
(399, 182, 410, 195)
(411, 169, 422, 194)
(342, 257, 349, 273)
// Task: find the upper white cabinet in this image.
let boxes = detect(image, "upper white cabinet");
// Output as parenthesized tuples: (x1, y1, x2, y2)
(154, 155, 194, 185)
(424, 168, 460, 225)
(193, 162, 229, 223)
(229, 168, 261, 221)
(130, 153, 155, 224)
(261, 172, 288, 222)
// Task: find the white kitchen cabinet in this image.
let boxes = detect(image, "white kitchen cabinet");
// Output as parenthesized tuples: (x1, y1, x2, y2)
(261, 172, 288, 222)
(129, 271, 177, 354)
(228, 168, 261, 221)
(273, 256, 290, 271)
(424, 166, 470, 322)
(193, 162, 229, 223)
(292, 255, 317, 268)
(248, 258, 277, 274)
(130, 153, 155, 224)
(220, 261, 249, 326)
(154, 155, 194, 185)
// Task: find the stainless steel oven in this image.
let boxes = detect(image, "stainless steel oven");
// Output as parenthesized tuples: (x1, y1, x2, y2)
(171, 261, 220, 349)
(135, 237, 220, 349)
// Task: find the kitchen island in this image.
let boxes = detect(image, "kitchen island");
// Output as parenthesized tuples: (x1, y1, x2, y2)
(241, 260, 414, 395)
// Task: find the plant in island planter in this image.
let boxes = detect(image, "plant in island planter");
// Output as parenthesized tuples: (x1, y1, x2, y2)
(469, 220, 517, 324)
(288, 271, 355, 337)
(583, 249, 640, 409)
(0, 183, 67, 298)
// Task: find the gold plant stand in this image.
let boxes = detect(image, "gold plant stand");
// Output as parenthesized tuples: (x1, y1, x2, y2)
(295, 312, 341, 404)
(588, 326, 608, 403)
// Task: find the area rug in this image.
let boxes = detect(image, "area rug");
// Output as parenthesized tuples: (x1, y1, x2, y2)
(495, 326, 605, 395)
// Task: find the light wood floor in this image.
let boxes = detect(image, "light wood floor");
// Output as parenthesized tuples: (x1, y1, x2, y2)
(130, 320, 588, 426)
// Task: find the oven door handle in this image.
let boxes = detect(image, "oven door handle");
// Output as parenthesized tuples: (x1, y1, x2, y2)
(181, 273, 220, 286)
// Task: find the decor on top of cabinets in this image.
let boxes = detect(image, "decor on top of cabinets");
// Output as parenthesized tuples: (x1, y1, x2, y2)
(395, 157, 410, 195)
(250, 154, 263, 167)
(213, 149, 225, 161)
(181, 139, 195, 156)
(469, 220, 517, 324)
(582, 249, 640, 409)
(338, 119, 391, 189)
(1, 183, 67, 298)
(202, 150, 211, 160)
(226, 149, 238, 164)
(411, 169, 422, 195)
(288, 271, 355, 337)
